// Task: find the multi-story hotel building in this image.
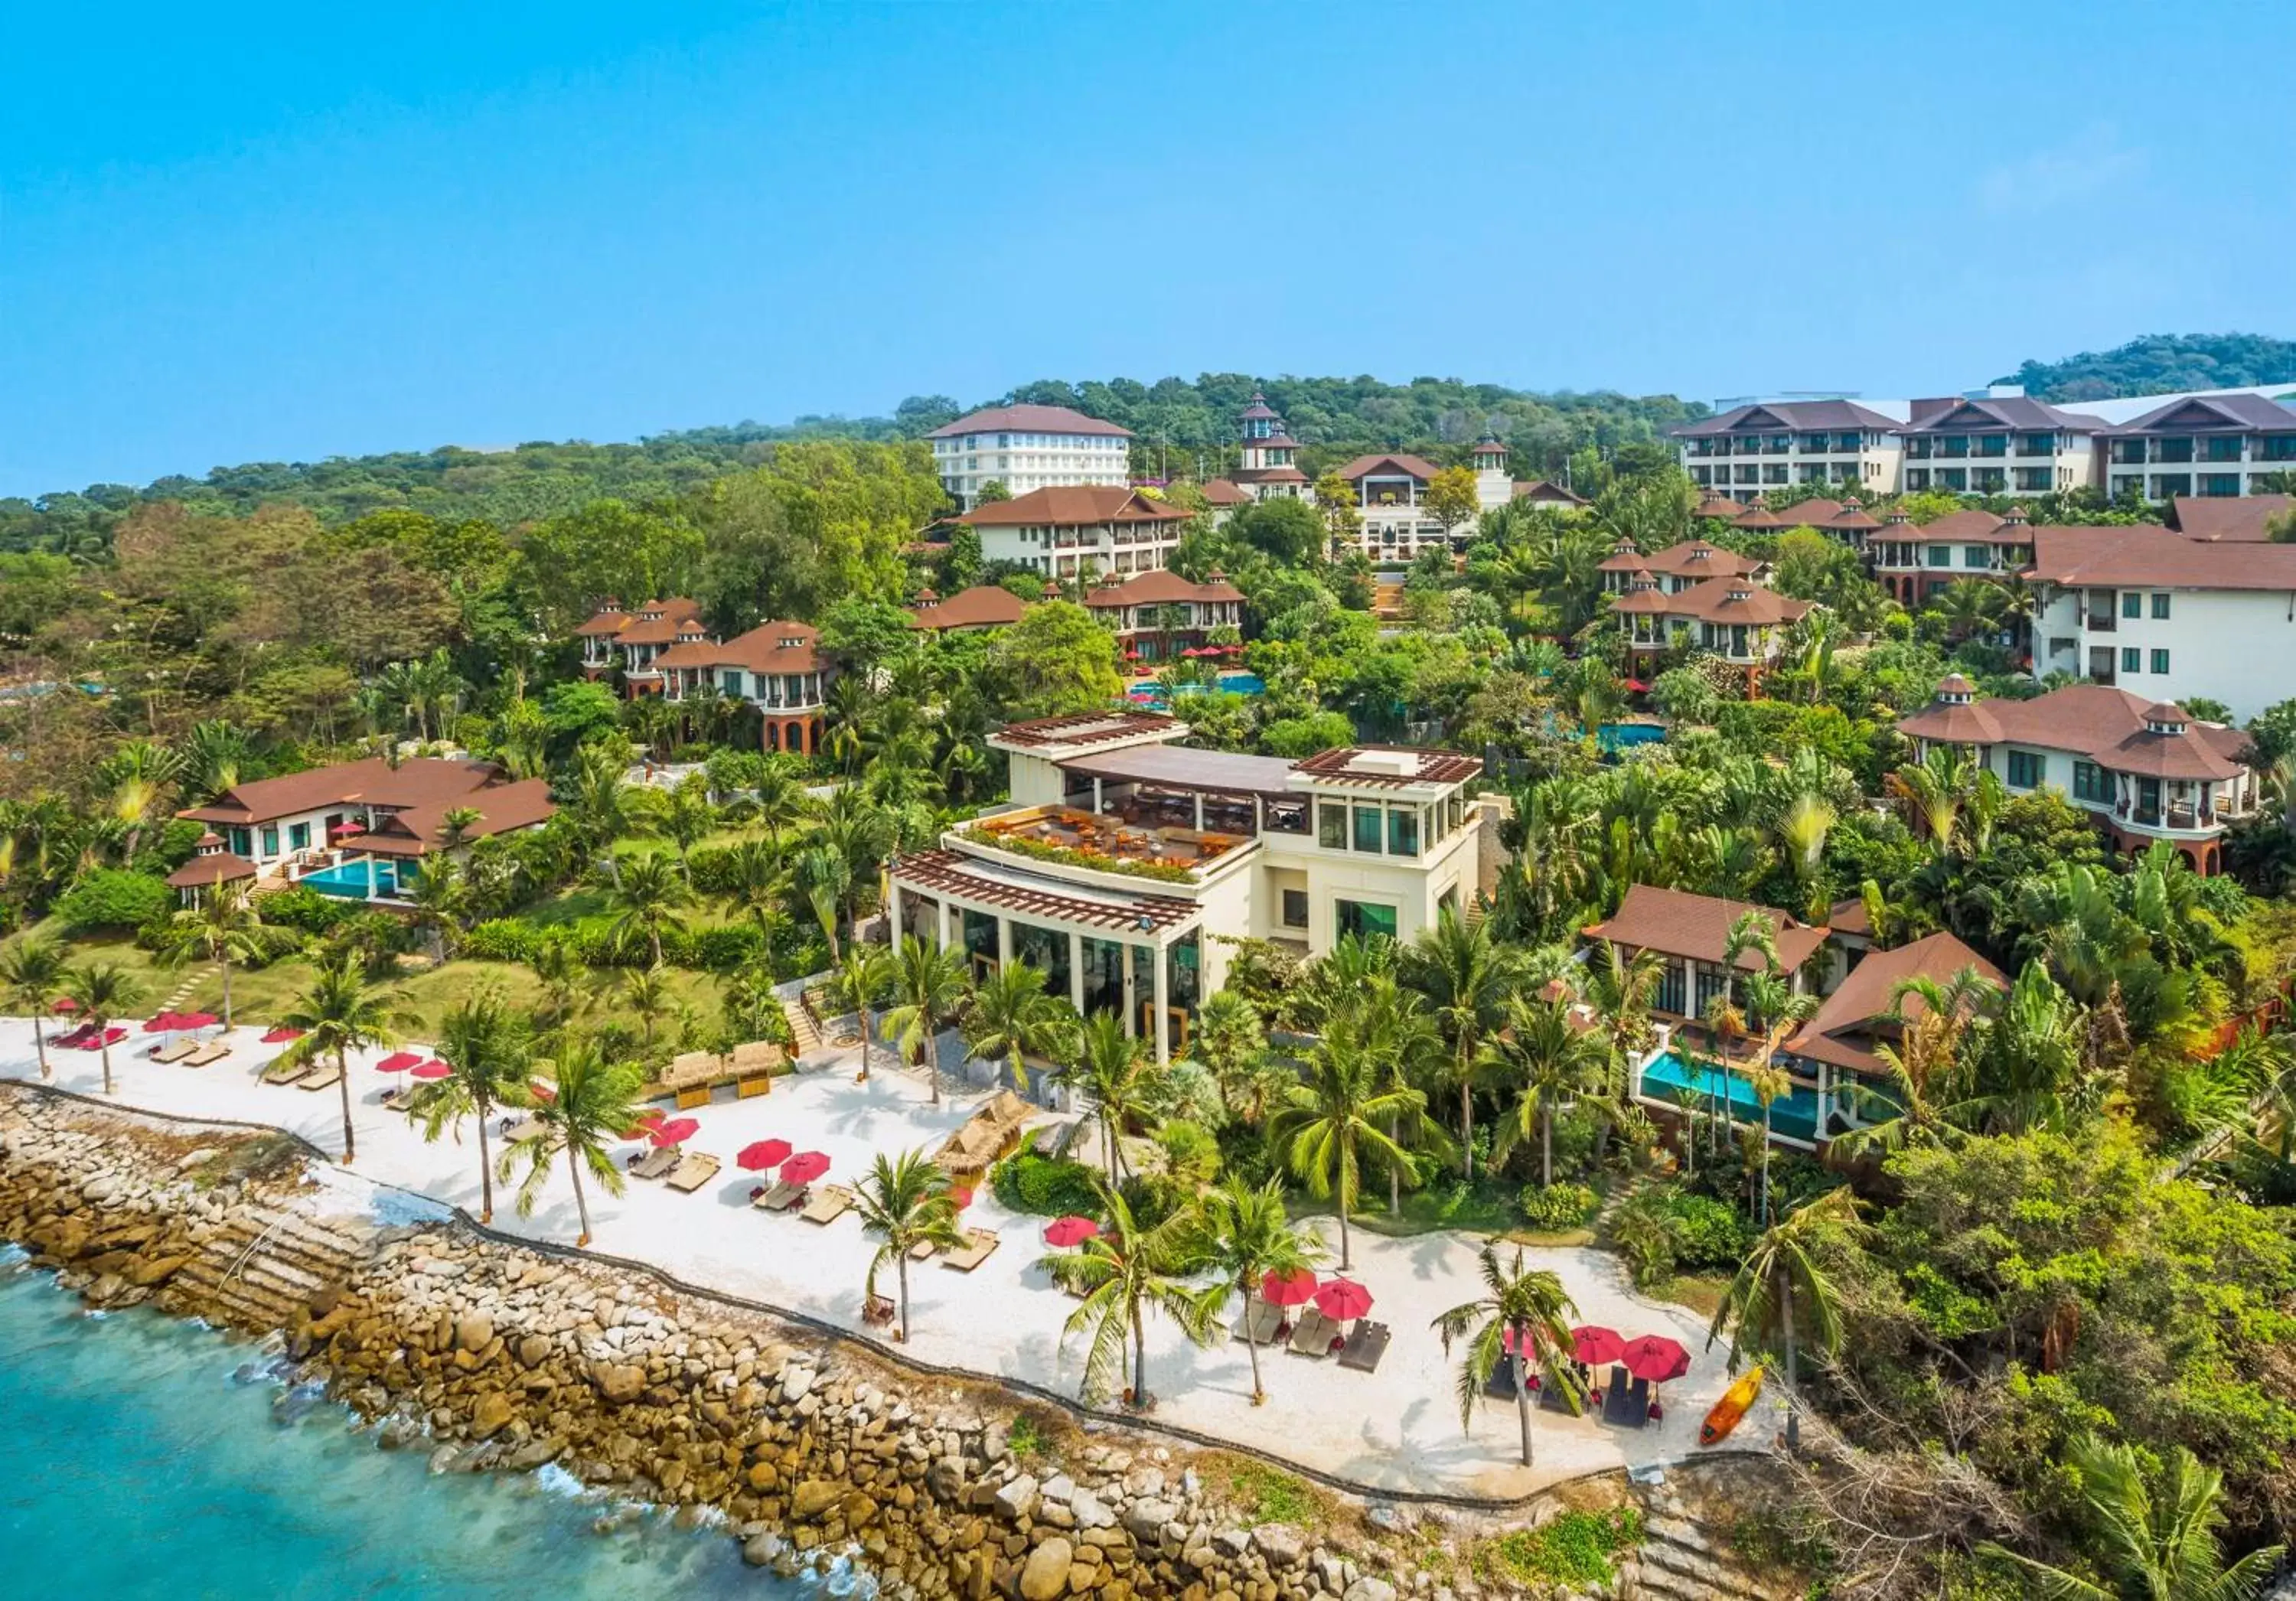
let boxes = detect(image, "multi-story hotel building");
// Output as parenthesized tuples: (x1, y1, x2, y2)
(1896, 395, 2106, 497)
(1670, 400, 1903, 501)
(885, 712, 1489, 1065)
(651, 620, 833, 756)
(1864, 507, 2038, 606)
(1081, 569, 1246, 664)
(2096, 394, 2296, 504)
(1222, 392, 1312, 503)
(929, 404, 1133, 511)
(957, 485, 1192, 582)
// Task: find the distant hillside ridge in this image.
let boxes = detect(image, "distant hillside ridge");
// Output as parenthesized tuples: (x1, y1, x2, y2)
(1994, 332, 2296, 403)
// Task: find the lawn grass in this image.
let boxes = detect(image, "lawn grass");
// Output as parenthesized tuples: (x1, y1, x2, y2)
(1338, 1181, 1521, 1240)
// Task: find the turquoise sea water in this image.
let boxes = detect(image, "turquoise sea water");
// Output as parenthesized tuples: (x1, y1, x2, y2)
(0, 1248, 822, 1599)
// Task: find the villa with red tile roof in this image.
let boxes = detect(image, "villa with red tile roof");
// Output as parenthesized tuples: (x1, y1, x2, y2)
(1080, 569, 1244, 664)
(572, 598, 709, 691)
(957, 485, 1192, 583)
(647, 619, 833, 757)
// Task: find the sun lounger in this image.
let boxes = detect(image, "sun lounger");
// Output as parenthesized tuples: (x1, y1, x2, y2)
(298, 1061, 343, 1092)
(502, 1116, 546, 1143)
(1287, 1309, 1339, 1357)
(1623, 1377, 1652, 1430)
(1234, 1295, 1283, 1346)
(1537, 1374, 1579, 1414)
(944, 1228, 1000, 1272)
(801, 1184, 854, 1224)
(666, 1152, 721, 1193)
(380, 1084, 416, 1112)
(149, 1039, 199, 1065)
(183, 1040, 231, 1068)
(908, 1236, 942, 1260)
(262, 1055, 310, 1086)
(752, 1180, 802, 1211)
(629, 1146, 680, 1181)
(1336, 1320, 1391, 1373)
(1600, 1366, 1639, 1426)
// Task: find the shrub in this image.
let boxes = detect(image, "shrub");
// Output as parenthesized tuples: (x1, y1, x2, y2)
(1518, 1182, 1598, 1231)
(53, 869, 174, 934)
(990, 1144, 1101, 1218)
(1663, 1192, 1750, 1271)
(1476, 1507, 1643, 1589)
(687, 922, 766, 973)
(261, 886, 364, 936)
(463, 918, 545, 964)
(1156, 1118, 1222, 1185)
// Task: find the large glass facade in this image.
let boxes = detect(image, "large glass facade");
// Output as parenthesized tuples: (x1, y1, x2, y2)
(1335, 899, 1398, 943)
(1081, 936, 1125, 1020)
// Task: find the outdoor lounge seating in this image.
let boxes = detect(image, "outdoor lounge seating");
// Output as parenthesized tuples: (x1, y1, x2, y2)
(261, 1055, 309, 1086)
(1287, 1309, 1339, 1356)
(798, 1183, 853, 1223)
(297, 1061, 342, 1092)
(1482, 1362, 1520, 1401)
(629, 1146, 680, 1181)
(149, 1039, 199, 1065)
(944, 1228, 1000, 1272)
(1623, 1377, 1652, 1429)
(182, 1040, 231, 1068)
(665, 1152, 721, 1192)
(502, 1117, 546, 1143)
(1599, 1365, 1639, 1426)
(1336, 1320, 1391, 1373)
(1233, 1294, 1282, 1347)
(1537, 1375, 1578, 1414)
(754, 1179, 804, 1211)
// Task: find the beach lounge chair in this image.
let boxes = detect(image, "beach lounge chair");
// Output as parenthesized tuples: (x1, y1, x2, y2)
(629, 1146, 680, 1181)
(1233, 1295, 1283, 1347)
(261, 1055, 310, 1086)
(800, 1184, 854, 1224)
(1623, 1377, 1652, 1430)
(730, 1041, 780, 1099)
(908, 1236, 944, 1260)
(1336, 1320, 1391, 1373)
(149, 1039, 199, 1065)
(298, 1061, 343, 1092)
(666, 1152, 721, 1193)
(1600, 1365, 1639, 1426)
(944, 1228, 1000, 1272)
(1482, 1361, 1521, 1401)
(1537, 1374, 1578, 1414)
(753, 1180, 804, 1211)
(183, 1040, 232, 1068)
(1287, 1309, 1338, 1357)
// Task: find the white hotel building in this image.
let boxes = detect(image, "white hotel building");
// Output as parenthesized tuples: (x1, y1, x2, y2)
(929, 404, 1133, 511)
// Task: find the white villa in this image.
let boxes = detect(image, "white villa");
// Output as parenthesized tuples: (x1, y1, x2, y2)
(957, 485, 1193, 581)
(930, 404, 1133, 511)
(886, 712, 1490, 1064)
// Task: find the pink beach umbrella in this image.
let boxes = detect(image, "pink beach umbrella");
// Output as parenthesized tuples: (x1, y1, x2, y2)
(1042, 1215, 1099, 1248)
(1619, 1334, 1691, 1384)
(374, 1050, 423, 1074)
(1570, 1325, 1626, 1368)
(260, 1025, 303, 1045)
(1259, 1267, 1318, 1307)
(409, 1059, 453, 1081)
(647, 1117, 701, 1149)
(1313, 1278, 1374, 1322)
(737, 1139, 793, 1172)
(777, 1150, 830, 1185)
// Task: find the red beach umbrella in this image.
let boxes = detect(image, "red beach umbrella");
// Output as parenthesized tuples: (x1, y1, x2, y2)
(374, 1051, 423, 1074)
(51, 996, 80, 1014)
(1259, 1267, 1318, 1307)
(1042, 1215, 1099, 1247)
(529, 1081, 556, 1103)
(410, 1059, 452, 1081)
(777, 1150, 830, 1185)
(1313, 1278, 1374, 1322)
(142, 1012, 188, 1034)
(173, 1011, 217, 1029)
(737, 1139, 793, 1172)
(1619, 1334, 1691, 1384)
(1570, 1325, 1626, 1368)
(260, 1025, 303, 1044)
(647, 1117, 700, 1149)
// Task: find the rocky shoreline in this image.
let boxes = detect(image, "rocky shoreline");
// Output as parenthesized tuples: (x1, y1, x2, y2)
(0, 1086, 1789, 1601)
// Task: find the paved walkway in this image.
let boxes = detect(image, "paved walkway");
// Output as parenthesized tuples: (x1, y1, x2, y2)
(0, 1016, 1782, 1499)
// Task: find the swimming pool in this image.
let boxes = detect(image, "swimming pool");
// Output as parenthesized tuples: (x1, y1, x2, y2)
(1638, 1049, 1821, 1144)
(1128, 672, 1266, 709)
(297, 859, 411, 899)
(1598, 721, 1667, 752)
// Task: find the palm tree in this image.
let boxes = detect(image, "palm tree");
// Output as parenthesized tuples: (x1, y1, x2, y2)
(794, 844, 852, 962)
(852, 1147, 966, 1341)
(1830, 968, 2001, 1158)
(1269, 1008, 1424, 1270)
(605, 852, 693, 967)
(1192, 1175, 1326, 1406)
(1582, 940, 1662, 1110)
(60, 962, 145, 1096)
(1057, 1012, 1156, 1183)
(1977, 1435, 2283, 1601)
(962, 960, 1075, 1096)
(411, 994, 530, 1223)
(1708, 1186, 1859, 1421)
(1402, 906, 1518, 1179)
(0, 935, 68, 1081)
(1192, 989, 1278, 1126)
(1486, 996, 1608, 1189)
(752, 760, 814, 853)
(619, 963, 675, 1058)
(879, 934, 968, 1105)
(1043, 1174, 1221, 1411)
(499, 1036, 643, 1246)
(1433, 1244, 1580, 1467)
(168, 883, 289, 1031)
(405, 856, 471, 960)
(834, 943, 896, 1080)
(1740, 970, 1819, 1222)
(278, 955, 413, 1163)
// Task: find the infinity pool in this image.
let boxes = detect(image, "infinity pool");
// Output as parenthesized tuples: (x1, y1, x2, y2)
(297, 859, 410, 898)
(1638, 1049, 1821, 1143)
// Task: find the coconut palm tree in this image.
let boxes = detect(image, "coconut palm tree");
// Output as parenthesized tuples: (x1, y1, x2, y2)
(59, 962, 144, 1096)
(411, 993, 530, 1223)
(1057, 1012, 1157, 1183)
(1977, 1435, 2283, 1601)
(1269, 1004, 1424, 1270)
(834, 943, 896, 1080)
(405, 856, 471, 960)
(1707, 1186, 1860, 1420)
(168, 883, 291, 1031)
(1356, 975, 1453, 1215)
(1192, 989, 1280, 1126)
(794, 844, 852, 962)
(1401, 905, 1519, 1179)
(605, 852, 693, 967)
(1582, 940, 1663, 1107)
(852, 1147, 966, 1342)
(1433, 1244, 1581, 1468)
(961, 960, 1075, 1096)
(1043, 1174, 1222, 1411)
(619, 962, 675, 1058)
(1830, 967, 2002, 1158)
(879, 934, 968, 1106)
(1192, 1175, 1326, 1406)
(277, 954, 414, 1163)
(498, 1036, 643, 1246)
(751, 759, 814, 853)
(1486, 995, 1608, 1189)
(0, 935, 69, 1081)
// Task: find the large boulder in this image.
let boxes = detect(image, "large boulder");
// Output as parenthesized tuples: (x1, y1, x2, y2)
(454, 1314, 494, 1355)
(1124, 1499, 1179, 1541)
(588, 1361, 645, 1404)
(470, 1391, 516, 1440)
(791, 1480, 844, 1520)
(1020, 1538, 1075, 1601)
(1253, 1525, 1306, 1567)
(995, 1474, 1041, 1522)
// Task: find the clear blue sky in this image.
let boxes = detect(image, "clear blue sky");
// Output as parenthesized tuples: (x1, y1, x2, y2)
(4, 1, 2290, 498)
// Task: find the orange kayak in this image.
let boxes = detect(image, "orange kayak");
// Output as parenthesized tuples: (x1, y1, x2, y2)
(1700, 1365, 1764, 1445)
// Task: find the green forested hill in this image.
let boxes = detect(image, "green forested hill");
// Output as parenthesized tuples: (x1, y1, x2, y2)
(1994, 332, 2296, 402)
(0, 374, 1701, 557)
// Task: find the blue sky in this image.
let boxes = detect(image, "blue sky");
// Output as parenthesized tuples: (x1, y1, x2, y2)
(3, 1, 2290, 497)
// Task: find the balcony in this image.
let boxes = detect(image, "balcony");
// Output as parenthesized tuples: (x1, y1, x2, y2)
(2156, 440, 2195, 464)
(2203, 439, 2245, 463)
(961, 804, 1256, 885)
(2085, 610, 2116, 631)
(1975, 439, 2008, 458)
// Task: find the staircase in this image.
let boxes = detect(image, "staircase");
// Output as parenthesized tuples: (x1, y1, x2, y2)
(170, 1204, 373, 1332)
(161, 963, 220, 1010)
(781, 996, 824, 1062)
(1626, 1485, 1795, 1601)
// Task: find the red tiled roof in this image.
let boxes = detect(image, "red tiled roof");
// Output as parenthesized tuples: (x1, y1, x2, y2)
(1662, 578, 1808, 626)
(1643, 540, 1763, 579)
(928, 404, 1131, 439)
(166, 852, 258, 889)
(1693, 495, 1744, 518)
(1512, 479, 1586, 505)
(1785, 931, 2005, 1077)
(1671, 400, 1900, 438)
(2170, 494, 2291, 542)
(890, 849, 1197, 934)
(1336, 453, 1441, 483)
(909, 585, 1028, 631)
(1288, 746, 1482, 788)
(996, 710, 1182, 749)
(957, 486, 1191, 529)
(655, 620, 823, 675)
(2099, 393, 2296, 435)
(355, 778, 558, 858)
(1081, 570, 1244, 608)
(1231, 466, 1309, 484)
(1828, 897, 1872, 937)
(575, 598, 701, 638)
(181, 758, 506, 827)
(2027, 524, 2296, 590)
(1900, 683, 2247, 781)
(1734, 499, 1844, 532)
(1584, 885, 1830, 972)
(1199, 478, 1251, 506)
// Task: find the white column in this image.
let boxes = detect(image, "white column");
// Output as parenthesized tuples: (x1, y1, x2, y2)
(1193, 794, 1205, 830)
(1151, 948, 1171, 1066)
(365, 856, 377, 898)
(996, 916, 1013, 967)
(1093, 779, 1103, 814)
(1121, 946, 1139, 1037)
(941, 900, 957, 952)
(887, 882, 904, 944)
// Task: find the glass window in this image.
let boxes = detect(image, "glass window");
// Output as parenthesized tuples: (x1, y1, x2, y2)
(1336, 899, 1398, 944)
(2006, 750, 2045, 788)
(2073, 761, 2109, 803)
(2151, 648, 2170, 675)
(1965, 545, 1990, 568)
(260, 825, 279, 856)
(1352, 804, 1384, 854)
(1387, 807, 1420, 856)
(1927, 544, 1952, 567)
(2122, 647, 2141, 673)
(289, 821, 311, 852)
(1317, 801, 1348, 849)
(2122, 591, 2142, 619)
(1281, 889, 1309, 928)
(229, 827, 253, 856)
(2151, 592, 2170, 619)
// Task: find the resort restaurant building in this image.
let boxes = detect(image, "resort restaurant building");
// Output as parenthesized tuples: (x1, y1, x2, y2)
(886, 712, 1488, 1065)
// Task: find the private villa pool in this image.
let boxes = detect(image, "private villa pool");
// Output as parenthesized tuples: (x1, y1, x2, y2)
(297, 859, 415, 899)
(1636, 1048, 1822, 1146)
(1127, 672, 1265, 709)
